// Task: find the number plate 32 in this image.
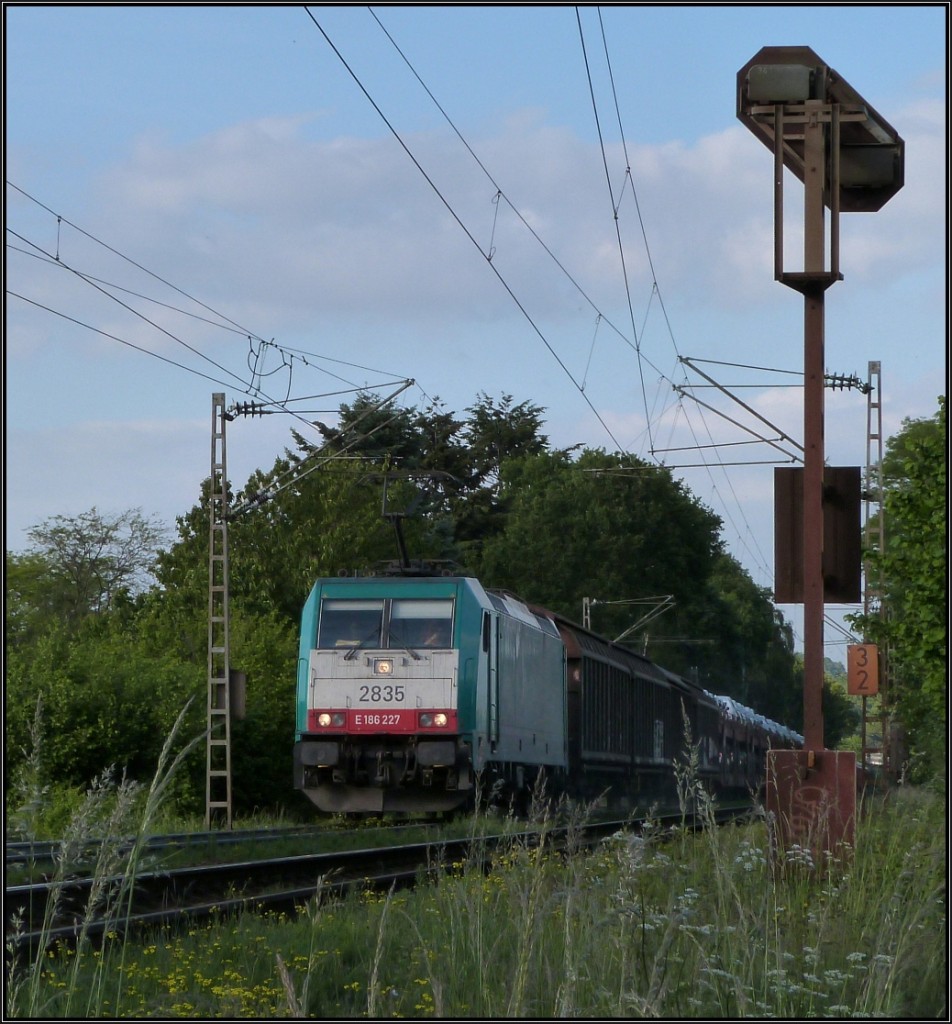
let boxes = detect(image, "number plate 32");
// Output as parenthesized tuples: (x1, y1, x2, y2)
(847, 644, 879, 696)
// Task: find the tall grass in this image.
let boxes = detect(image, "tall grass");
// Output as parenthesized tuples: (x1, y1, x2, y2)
(9, 763, 946, 1018)
(6, 700, 202, 1020)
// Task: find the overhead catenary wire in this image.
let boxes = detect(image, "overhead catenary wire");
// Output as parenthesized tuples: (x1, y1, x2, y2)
(8, 290, 243, 392)
(7, 187, 418, 444)
(6, 239, 261, 340)
(8, 181, 270, 346)
(573, 12, 765, 577)
(357, 6, 783, 584)
(8, 204, 438, 532)
(307, 6, 628, 454)
(8, 287, 413, 438)
(9, 226, 341, 440)
(8, 210, 420, 513)
(573, 9, 776, 581)
(365, 7, 645, 364)
(8, 227, 256, 395)
(366, 2, 767, 513)
(365, 4, 740, 511)
(9, 228, 403, 399)
(8, 182, 412, 407)
(10, 18, 814, 597)
(576, 7, 653, 454)
(228, 378, 415, 517)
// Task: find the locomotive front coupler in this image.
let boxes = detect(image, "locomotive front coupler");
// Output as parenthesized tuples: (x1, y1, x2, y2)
(374, 751, 391, 785)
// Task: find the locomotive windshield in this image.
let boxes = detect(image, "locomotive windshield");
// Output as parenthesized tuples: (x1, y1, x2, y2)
(318, 599, 383, 649)
(390, 599, 453, 648)
(317, 597, 453, 650)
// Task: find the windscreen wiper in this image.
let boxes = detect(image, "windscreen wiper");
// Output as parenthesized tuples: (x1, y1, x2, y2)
(343, 625, 384, 660)
(387, 629, 422, 661)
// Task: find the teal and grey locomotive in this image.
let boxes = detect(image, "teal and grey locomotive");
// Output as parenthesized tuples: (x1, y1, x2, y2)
(293, 574, 801, 815)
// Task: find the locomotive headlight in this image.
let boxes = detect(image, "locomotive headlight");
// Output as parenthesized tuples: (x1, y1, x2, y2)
(373, 658, 394, 676)
(419, 713, 433, 727)
(433, 713, 448, 727)
(317, 712, 346, 728)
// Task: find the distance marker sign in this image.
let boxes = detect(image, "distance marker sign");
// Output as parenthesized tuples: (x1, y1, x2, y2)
(847, 644, 879, 696)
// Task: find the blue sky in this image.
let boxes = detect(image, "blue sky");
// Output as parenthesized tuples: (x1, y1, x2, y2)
(5, 5, 947, 653)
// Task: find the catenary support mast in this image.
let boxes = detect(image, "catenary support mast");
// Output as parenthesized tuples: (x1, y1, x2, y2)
(861, 361, 890, 776)
(206, 393, 233, 827)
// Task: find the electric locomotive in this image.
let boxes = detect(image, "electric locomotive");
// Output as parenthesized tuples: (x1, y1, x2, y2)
(293, 574, 566, 814)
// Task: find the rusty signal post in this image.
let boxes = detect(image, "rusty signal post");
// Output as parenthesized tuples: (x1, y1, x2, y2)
(737, 47, 904, 859)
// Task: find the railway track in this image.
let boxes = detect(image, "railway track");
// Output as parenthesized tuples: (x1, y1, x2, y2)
(5, 819, 440, 870)
(7, 804, 755, 957)
(5, 825, 320, 867)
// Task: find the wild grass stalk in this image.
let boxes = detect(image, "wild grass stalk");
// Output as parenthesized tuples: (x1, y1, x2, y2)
(505, 777, 553, 1017)
(6, 695, 48, 843)
(274, 952, 304, 1018)
(6, 699, 202, 1020)
(63, 768, 144, 1018)
(105, 699, 203, 1015)
(365, 882, 395, 1019)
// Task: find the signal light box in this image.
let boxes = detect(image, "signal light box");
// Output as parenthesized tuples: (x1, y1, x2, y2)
(774, 466, 862, 603)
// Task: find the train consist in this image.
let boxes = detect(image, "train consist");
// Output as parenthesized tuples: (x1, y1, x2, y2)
(293, 574, 802, 815)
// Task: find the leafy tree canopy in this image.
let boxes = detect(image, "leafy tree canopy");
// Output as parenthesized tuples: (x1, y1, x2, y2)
(11, 508, 166, 634)
(849, 395, 946, 781)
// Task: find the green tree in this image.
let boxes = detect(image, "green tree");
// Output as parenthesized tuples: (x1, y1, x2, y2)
(463, 393, 550, 490)
(850, 396, 946, 781)
(21, 507, 166, 626)
(475, 450, 721, 671)
(4, 613, 203, 798)
(156, 390, 557, 625)
(779, 657, 859, 748)
(690, 553, 799, 723)
(470, 447, 800, 719)
(824, 657, 847, 683)
(5, 389, 809, 821)
(304, 393, 471, 521)
(452, 393, 557, 555)
(6, 550, 60, 650)
(226, 607, 305, 814)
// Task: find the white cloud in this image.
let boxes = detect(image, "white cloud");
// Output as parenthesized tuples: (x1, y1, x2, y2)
(12, 102, 934, 363)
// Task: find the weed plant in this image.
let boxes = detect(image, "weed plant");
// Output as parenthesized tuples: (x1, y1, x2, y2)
(6, 701, 202, 1019)
(7, 747, 946, 1019)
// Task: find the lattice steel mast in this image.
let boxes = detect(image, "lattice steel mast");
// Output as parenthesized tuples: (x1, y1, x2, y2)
(206, 393, 232, 827)
(861, 361, 890, 776)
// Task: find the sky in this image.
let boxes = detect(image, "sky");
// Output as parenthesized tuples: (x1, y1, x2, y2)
(5, 4, 947, 655)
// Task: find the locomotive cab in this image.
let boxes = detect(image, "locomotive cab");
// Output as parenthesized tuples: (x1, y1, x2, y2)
(294, 585, 470, 813)
(294, 576, 567, 815)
